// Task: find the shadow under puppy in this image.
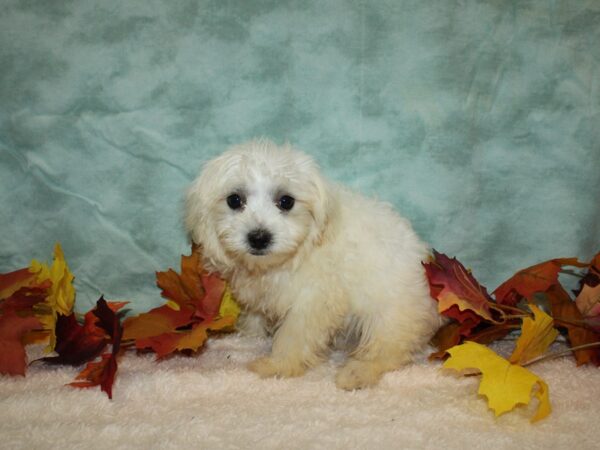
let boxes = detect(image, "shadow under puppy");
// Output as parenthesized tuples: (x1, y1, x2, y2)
(185, 140, 441, 390)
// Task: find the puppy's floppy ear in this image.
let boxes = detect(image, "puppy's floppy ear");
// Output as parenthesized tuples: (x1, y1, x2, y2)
(184, 177, 206, 245)
(184, 162, 231, 272)
(302, 159, 333, 245)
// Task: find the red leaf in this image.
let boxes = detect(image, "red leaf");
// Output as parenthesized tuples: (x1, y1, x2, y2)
(0, 312, 42, 376)
(42, 297, 125, 366)
(41, 313, 107, 365)
(428, 315, 513, 360)
(0, 268, 37, 299)
(440, 305, 482, 336)
(494, 258, 586, 306)
(67, 297, 124, 399)
(423, 250, 497, 321)
(69, 353, 118, 399)
(93, 297, 124, 352)
(0, 285, 47, 375)
(1, 284, 50, 314)
(194, 273, 226, 321)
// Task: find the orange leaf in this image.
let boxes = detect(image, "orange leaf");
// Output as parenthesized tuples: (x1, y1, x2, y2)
(494, 258, 586, 306)
(122, 304, 190, 341)
(575, 252, 600, 325)
(135, 316, 235, 358)
(546, 285, 600, 366)
(429, 322, 463, 359)
(123, 245, 236, 359)
(156, 246, 224, 319)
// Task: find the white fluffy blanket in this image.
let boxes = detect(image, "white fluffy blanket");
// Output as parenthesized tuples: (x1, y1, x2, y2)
(1, 336, 599, 449)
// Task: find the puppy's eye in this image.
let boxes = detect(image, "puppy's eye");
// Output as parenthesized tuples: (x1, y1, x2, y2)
(277, 195, 295, 211)
(226, 193, 244, 210)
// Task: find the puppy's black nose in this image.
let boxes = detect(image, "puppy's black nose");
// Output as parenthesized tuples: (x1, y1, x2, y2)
(247, 228, 272, 251)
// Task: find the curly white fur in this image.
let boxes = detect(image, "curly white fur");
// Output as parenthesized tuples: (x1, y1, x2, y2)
(185, 140, 441, 390)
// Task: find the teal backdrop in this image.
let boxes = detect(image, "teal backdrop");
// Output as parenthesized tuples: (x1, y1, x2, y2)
(1, 0, 599, 313)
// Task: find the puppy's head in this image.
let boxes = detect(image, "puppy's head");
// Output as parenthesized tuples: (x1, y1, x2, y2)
(185, 140, 330, 273)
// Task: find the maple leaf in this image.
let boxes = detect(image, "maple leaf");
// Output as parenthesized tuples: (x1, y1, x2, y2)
(429, 318, 516, 360)
(30, 243, 75, 316)
(0, 313, 41, 376)
(122, 304, 190, 341)
(574, 252, 600, 330)
(424, 251, 518, 359)
(423, 250, 501, 323)
(218, 285, 241, 324)
(545, 284, 600, 366)
(123, 245, 239, 358)
(493, 257, 586, 306)
(429, 322, 463, 359)
(0, 285, 48, 375)
(444, 341, 551, 422)
(41, 297, 126, 366)
(134, 315, 235, 358)
(68, 297, 124, 399)
(509, 304, 559, 365)
(440, 305, 482, 336)
(69, 353, 118, 399)
(0, 268, 37, 299)
(40, 313, 107, 365)
(155, 245, 224, 319)
(29, 243, 76, 351)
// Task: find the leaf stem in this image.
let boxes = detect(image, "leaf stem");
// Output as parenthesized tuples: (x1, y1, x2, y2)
(553, 317, 596, 330)
(559, 269, 584, 278)
(522, 342, 600, 367)
(494, 303, 530, 316)
(502, 314, 531, 320)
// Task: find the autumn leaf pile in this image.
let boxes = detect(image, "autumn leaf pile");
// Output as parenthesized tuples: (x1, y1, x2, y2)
(423, 250, 600, 422)
(1, 243, 599, 423)
(0, 244, 239, 399)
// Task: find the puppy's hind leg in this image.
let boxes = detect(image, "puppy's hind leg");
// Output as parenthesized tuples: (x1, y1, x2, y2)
(335, 312, 429, 390)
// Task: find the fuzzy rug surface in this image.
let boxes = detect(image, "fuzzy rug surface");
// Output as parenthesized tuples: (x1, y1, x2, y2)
(1, 335, 599, 450)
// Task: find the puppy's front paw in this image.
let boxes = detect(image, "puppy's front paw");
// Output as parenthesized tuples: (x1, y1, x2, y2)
(247, 356, 306, 378)
(335, 360, 383, 390)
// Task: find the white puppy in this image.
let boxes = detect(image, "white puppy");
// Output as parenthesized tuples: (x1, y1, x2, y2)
(185, 140, 440, 390)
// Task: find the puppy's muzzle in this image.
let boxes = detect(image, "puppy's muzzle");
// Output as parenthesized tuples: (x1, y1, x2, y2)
(247, 228, 273, 254)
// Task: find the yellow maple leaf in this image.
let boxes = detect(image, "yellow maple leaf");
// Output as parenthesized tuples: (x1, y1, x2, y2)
(510, 304, 559, 365)
(29, 243, 75, 351)
(218, 285, 241, 321)
(444, 341, 551, 422)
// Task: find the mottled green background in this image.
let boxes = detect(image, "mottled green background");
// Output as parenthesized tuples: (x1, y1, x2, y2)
(1, 0, 599, 312)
